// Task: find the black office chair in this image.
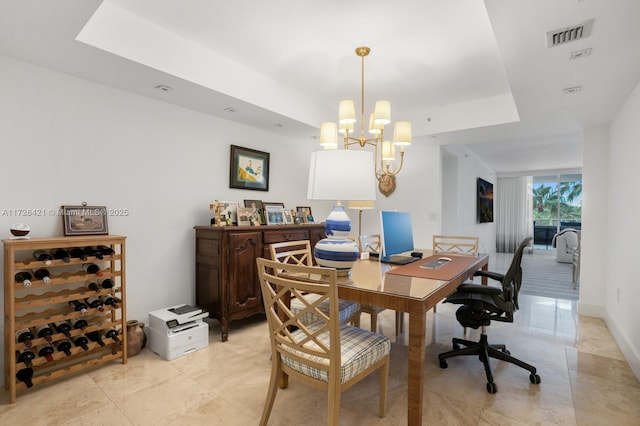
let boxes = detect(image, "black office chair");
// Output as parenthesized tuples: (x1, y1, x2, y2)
(438, 236, 540, 393)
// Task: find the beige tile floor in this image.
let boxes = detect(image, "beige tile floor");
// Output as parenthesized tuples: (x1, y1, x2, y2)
(2, 292, 639, 426)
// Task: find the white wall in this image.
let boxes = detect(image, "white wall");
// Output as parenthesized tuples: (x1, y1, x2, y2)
(579, 126, 609, 317)
(441, 154, 459, 234)
(0, 54, 316, 378)
(440, 145, 497, 254)
(354, 137, 442, 250)
(603, 80, 640, 378)
(0, 54, 445, 383)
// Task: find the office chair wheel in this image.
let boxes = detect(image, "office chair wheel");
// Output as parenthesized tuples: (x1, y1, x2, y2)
(486, 382, 497, 394)
(439, 359, 448, 369)
(529, 373, 541, 384)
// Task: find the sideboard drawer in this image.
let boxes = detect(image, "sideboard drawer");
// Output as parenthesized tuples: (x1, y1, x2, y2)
(263, 230, 309, 244)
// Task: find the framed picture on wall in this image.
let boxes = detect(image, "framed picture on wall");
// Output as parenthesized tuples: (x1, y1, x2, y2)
(477, 178, 494, 223)
(229, 145, 270, 191)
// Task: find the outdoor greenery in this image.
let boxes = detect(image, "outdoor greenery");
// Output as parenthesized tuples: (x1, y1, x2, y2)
(533, 181, 582, 225)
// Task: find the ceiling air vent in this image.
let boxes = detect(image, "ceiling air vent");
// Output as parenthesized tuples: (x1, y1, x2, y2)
(546, 19, 593, 48)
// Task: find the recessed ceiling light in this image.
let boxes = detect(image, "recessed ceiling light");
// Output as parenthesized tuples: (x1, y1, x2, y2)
(563, 86, 582, 94)
(224, 107, 237, 112)
(569, 48, 592, 59)
(154, 85, 173, 92)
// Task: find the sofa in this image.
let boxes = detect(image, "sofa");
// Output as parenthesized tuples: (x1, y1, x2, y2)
(552, 228, 580, 263)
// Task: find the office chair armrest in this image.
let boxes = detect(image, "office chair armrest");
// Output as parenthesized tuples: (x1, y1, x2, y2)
(456, 283, 502, 296)
(473, 270, 505, 283)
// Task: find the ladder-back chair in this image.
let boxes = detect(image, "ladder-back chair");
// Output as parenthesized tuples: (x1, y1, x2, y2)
(269, 240, 360, 326)
(256, 257, 390, 425)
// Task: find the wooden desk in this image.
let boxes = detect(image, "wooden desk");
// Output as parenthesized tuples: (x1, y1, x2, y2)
(339, 253, 489, 425)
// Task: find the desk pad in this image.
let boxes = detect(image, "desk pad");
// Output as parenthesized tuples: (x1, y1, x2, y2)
(385, 254, 480, 280)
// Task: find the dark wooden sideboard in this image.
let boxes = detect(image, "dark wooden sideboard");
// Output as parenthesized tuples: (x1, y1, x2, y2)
(194, 224, 326, 341)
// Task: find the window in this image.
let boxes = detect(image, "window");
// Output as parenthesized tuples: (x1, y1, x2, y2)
(532, 174, 582, 248)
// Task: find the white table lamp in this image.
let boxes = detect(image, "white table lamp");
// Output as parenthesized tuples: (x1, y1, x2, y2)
(307, 150, 376, 275)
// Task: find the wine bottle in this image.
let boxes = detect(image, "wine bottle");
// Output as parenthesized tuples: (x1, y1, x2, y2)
(87, 281, 100, 292)
(85, 296, 105, 312)
(83, 246, 103, 260)
(82, 263, 103, 277)
(37, 343, 55, 362)
(16, 328, 34, 348)
(70, 247, 88, 261)
(69, 300, 88, 314)
(34, 324, 54, 342)
(54, 339, 72, 356)
(51, 248, 71, 263)
(14, 270, 33, 287)
(100, 294, 120, 309)
(86, 331, 105, 347)
(51, 320, 72, 338)
(16, 348, 35, 367)
(99, 278, 114, 289)
(72, 335, 89, 351)
(96, 245, 115, 256)
(104, 328, 120, 343)
(16, 367, 34, 388)
(33, 268, 52, 285)
(33, 249, 52, 265)
(69, 317, 88, 330)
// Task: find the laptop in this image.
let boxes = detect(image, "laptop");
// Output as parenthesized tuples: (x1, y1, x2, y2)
(380, 254, 419, 265)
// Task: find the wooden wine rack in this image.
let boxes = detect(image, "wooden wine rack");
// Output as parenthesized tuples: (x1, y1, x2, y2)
(3, 235, 127, 403)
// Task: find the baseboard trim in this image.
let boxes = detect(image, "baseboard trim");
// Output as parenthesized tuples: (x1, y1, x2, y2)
(577, 301, 605, 317)
(604, 313, 640, 382)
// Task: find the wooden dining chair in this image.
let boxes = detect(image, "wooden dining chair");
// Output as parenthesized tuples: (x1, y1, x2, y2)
(269, 240, 361, 326)
(433, 235, 479, 256)
(256, 257, 390, 425)
(358, 234, 404, 335)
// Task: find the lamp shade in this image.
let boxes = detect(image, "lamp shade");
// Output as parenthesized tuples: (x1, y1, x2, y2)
(339, 122, 354, 134)
(319, 122, 338, 148)
(373, 100, 391, 125)
(347, 200, 375, 210)
(393, 121, 412, 146)
(368, 113, 383, 135)
(381, 140, 396, 160)
(307, 150, 377, 201)
(338, 100, 356, 124)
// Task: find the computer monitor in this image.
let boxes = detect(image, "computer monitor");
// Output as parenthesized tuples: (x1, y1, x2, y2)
(380, 211, 414, 257)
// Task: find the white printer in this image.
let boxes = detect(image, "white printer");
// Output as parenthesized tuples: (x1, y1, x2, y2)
(148, 304, 209, 361)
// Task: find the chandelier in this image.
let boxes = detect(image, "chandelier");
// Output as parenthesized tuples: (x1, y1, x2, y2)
(319, 46, 411, 182)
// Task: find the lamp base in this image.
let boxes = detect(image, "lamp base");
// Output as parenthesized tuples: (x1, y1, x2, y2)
(314, 237, 359, 274)
(314, 203, 359, 273)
